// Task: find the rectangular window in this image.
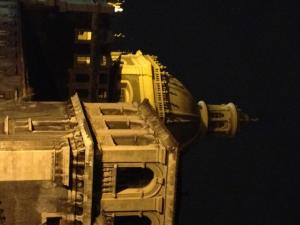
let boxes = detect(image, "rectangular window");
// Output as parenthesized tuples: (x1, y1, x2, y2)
(76, 56, 90, 65)
(76, 31, 92, 41)
(42, 213, 63, 225)
(46, 217, 61, 225)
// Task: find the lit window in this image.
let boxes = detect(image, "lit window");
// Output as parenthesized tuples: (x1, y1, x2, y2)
(77, 31, 92, 41)
(76, 56, 107, 66)
(76, 56, 90, 65)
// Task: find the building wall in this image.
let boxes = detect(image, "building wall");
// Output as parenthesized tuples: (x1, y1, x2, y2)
(0, 150, 54, 182)
(0, 95, 95, 225)
(0, 181, 68, 225)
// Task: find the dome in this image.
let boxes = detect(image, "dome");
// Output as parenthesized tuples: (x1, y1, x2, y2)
(116, 51, 251, 147)
(167, 75, 199, 119)
(164, 75, 201, 146)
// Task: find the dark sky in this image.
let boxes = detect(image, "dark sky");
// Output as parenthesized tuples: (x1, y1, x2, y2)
(114, 1, 300, 225)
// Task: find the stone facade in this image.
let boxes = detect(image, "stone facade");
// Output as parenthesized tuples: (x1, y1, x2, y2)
(0, 95, 178, 225)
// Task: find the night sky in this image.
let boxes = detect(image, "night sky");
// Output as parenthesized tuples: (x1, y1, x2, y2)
(113, 1, 300, 225)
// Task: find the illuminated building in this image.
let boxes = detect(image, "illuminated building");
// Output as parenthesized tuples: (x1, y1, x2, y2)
(0, 1, 253, 225)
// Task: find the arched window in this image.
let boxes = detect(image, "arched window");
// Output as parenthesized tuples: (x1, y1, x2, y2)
(114, 216, 151, 225)
(116, 167, 154, 193)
